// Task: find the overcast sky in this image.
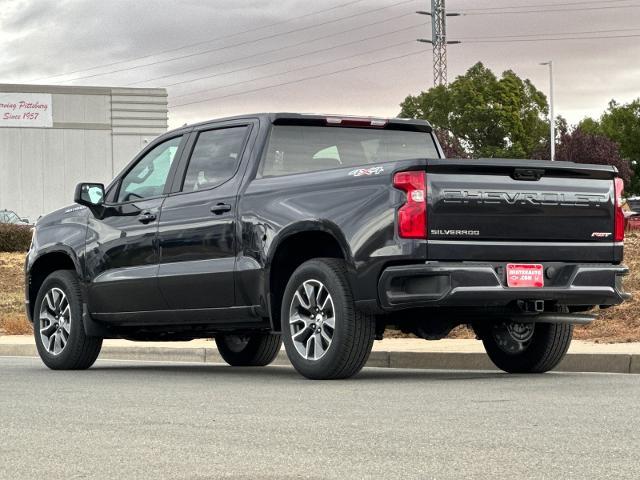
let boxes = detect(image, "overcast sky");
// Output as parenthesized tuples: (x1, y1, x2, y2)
(1, 0, 639, 129)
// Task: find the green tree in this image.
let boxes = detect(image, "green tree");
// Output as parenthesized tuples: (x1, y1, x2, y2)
(576, 117, 601, 136)
(578, 99, 640, 193)
(399, 62, 549, 158)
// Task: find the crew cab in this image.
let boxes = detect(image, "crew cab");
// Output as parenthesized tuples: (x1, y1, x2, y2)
(25, 113, 629, 379)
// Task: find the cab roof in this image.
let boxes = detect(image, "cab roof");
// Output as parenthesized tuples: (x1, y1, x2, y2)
(172, 112, 433, 135)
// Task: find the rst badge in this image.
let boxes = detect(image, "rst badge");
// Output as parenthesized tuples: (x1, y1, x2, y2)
(349, 166, 384, 177)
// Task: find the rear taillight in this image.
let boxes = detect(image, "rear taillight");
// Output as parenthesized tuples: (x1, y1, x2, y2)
(393, 171, 426, 239)
(614, 177, 625, 242)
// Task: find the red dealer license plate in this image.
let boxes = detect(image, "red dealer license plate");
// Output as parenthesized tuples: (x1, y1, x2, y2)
(506, 264, 544, 288)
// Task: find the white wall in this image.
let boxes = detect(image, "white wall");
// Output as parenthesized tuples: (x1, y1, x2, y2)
(0, 84, 167, 221)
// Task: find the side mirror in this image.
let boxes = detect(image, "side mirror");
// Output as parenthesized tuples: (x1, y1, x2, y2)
(74, 183, 105, 216)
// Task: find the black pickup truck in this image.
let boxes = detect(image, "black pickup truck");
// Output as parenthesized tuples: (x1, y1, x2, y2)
(25, 113, 629, 379)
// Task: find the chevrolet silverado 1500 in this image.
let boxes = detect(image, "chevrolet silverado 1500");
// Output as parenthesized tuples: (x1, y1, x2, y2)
(25, 113, 629, 379)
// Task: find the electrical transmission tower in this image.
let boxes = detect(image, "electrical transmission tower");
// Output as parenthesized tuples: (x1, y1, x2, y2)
(417, 1, 460, 86)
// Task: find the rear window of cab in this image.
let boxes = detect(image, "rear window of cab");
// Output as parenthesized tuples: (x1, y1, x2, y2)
(260, 125, 438, 177)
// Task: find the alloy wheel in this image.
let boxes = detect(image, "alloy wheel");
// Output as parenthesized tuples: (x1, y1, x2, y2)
(223, 335, 251, 353)
(491, 321, 535, 354)
(39, 287, 71, 356)
(289, 279, 335, 360)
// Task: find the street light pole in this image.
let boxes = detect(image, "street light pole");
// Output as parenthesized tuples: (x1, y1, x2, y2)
(540, 61, 555, 161)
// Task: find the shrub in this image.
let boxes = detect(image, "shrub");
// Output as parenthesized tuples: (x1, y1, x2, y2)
(0, 224, 32, 252)
(555, 127, 633, 185)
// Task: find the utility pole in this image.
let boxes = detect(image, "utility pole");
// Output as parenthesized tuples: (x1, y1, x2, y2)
(417, 1, 460, 86)
(540, 61, 555, 161)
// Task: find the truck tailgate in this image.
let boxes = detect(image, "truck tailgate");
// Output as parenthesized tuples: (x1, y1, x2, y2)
(425, 159, 620, 262)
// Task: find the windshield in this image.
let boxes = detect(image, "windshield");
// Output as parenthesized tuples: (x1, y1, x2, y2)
(1, 211, 21, 223)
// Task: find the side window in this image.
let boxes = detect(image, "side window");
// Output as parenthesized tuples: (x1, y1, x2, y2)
(182, 126, 249, 192)
(117, 136, 182, 203)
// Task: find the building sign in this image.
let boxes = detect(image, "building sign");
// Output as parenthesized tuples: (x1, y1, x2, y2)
(0, 92, 53, 128)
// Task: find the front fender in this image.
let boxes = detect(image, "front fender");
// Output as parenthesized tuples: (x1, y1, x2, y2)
(25, 216, 87, 322)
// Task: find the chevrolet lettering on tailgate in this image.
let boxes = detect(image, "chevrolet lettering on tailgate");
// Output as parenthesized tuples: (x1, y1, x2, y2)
(442, 190, 609, 207)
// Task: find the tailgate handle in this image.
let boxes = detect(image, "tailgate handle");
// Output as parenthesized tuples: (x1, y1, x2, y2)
(512, 168, 544, 181)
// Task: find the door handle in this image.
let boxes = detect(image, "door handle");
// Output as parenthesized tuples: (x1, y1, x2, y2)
(137, 211, 157, 224)
(210, 203, 232, 215)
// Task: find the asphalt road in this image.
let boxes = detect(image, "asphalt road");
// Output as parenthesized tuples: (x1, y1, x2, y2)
(0, 357, 639, 480)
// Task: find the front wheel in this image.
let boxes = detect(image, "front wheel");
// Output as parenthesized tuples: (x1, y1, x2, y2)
(281, 258, 375, 380)
(480, 321, 573, 373)
(215, 333, 282, 366)
(33, 270, 103, 370)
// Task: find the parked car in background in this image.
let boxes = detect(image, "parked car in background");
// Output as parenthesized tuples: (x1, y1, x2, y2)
(626, 196, 640, 212)
(624, 196, 640, 231)
(0, 209, 29, 225)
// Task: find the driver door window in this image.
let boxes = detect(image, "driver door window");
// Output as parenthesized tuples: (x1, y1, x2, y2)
(117, 136, 182, 203)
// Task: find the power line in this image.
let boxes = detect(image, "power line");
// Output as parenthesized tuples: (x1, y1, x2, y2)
(127, 12, 418, 87)
(165, 23, 421, 91)
(170, 38, 418, 101)
(461, 0, 635, 13)
(158, 26, 640, 100)
(164, 23, 421, 89)
(171, 48, 430, 109)
(29, 0, 368, 82)
(163, 25, 640, 94)
(457, 26, 640, 40)
(461, 33, 640, 43)
(50, 0, 418, 84)
(461, 3, 640, 16)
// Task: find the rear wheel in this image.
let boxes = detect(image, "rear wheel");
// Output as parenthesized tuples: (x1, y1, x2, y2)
(33, 270, 103, 370)
(281, 258, 375, 380)
(215, 333, 281, 366)
(480, 321, 573, 373)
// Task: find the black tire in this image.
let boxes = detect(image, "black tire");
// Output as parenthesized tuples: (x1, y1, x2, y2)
(33, 270, 103, 370)
(281, 258, 375, 380)
(215, 333, 282, 366)
(481, 321, 573, 373)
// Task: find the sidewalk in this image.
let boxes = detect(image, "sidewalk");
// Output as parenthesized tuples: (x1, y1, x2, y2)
(2, 335, 640, 373)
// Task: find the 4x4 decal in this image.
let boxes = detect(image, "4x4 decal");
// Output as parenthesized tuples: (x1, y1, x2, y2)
(348, 166, 384, 177)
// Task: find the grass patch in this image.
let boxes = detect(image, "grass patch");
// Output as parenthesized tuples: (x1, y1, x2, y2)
(574, 233, 640, 343)
(0, 252, 31, 335)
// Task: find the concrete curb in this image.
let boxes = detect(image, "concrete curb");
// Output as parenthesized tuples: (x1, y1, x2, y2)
(1, 343, 639, 373)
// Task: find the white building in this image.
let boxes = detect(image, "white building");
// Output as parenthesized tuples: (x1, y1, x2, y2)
(0, 84, 168, 221)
